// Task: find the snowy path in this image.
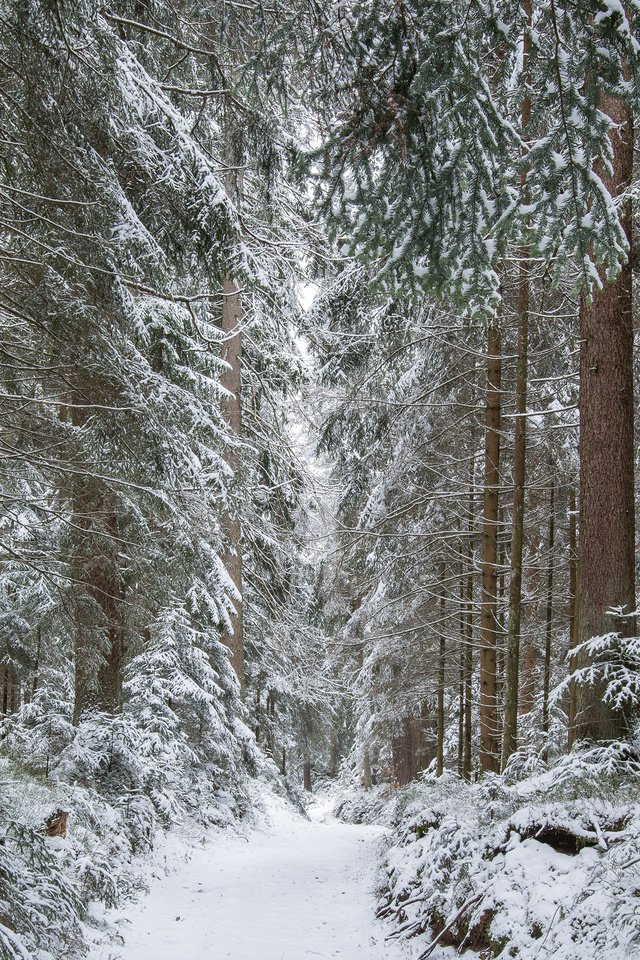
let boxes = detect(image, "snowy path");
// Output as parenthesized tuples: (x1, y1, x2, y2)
(88, 793, 410, 960)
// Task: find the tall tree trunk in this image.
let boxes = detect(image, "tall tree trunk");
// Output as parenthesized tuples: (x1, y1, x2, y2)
(32, 624, 42, 699)
(362, 749, 372, 790)
(479, 324, 502, 774)
(436, 587, 446, 777)
(393, 715, 427, 785)
(354, 599, 372, 788)
(254, 675, 262, 742)
(303, 755, 312, 792)
(496, 521, 506, 709)
(463, 448, 475, 782)
(567, 488, 579, 749)
(457, 575, 465, 778)
(219, 144, 245, 689)
(418, 700, 436, 775)
(72, 554, 124, 722)
(329, 727, 339, 778)
(576, 89, 635, 742)
(65, 392, 124, 723)
(392, 731, 408, 786)
(10, 681, 19, 715)
(542, 477, 555, 753)
(71, 483, 124, 721)
(464, 580, 473, 781)
(502, 269, 529, 765)
(502, 0, 532, 768)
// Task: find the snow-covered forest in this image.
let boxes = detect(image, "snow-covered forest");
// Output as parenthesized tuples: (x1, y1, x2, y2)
(0, 1, 639, 958)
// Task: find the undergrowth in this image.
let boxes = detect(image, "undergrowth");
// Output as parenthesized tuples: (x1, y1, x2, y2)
(376, 744, 640, 959)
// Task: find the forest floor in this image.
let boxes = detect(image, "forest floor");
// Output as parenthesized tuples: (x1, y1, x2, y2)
(85, 790, 412, 960)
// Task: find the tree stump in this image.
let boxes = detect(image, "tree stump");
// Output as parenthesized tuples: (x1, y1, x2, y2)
(45, 810, 69, 837)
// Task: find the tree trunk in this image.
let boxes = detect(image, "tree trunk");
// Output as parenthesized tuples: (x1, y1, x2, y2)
(219, 126, 245, 689)
(393, 719, 411, 786)
(67, 391, 124, 723)
(362, 749, 372, 790)
(519, 632, 537, 716)
(463, 447, 475, 782)
(329, 727, 338, 778)
(436, 586, 446, 777)
(502, 263, 529, 766)
(10, 681, 20, 715)
(254, 676, 261, 743)
(71, 483, 124, 723)
(457, 596, 465, 778)
(393, 715, 426, 785)
(219, 272, 245, 689)
(32, 624, 42, 699)
(502, 0, 532, 768)
(479, 324, 502, 774)
(542, 477, 555, 754)
(2, 665, 9, 716)
(496, 519, 506, 709)
(576, 88, 635, 742)
(567, 488, 579, 749)
(303, 756, 312, 792)
(464, 585, 473, 781)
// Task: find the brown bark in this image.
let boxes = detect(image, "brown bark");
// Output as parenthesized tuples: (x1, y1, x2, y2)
(32, 624, 42, 699)
(10, 681, 20, 716)
(392, 715, 428, 786)
(576, 88, 635, 742)
(457, 598, 465, 778)
(419, 701, 436, 775)
(519, 630, 538, 715)
(72, 484, 124, 723)
(502, 0, 532, 768)
(542, 478, 555, 750)
(464, 583, 473, 781)
(436, 589, 446, 777)
(303, 756, 312, 792)
(362, 749, 372, 790)
(463, 449, 475, 782)
(254, 675, 261, 742)
(2, 665, 9, 715)
(67, 391, 124, 723)
(391, 725, 410, 786)
(218, 127, 245, 689)
(219, 273, 245, 689)
(479, 324, 502, 774)
(567, 488, 579, 748)
(502, 265, 529, 765)
(329, 727, 338, 778)
(496, 521, 506, 706)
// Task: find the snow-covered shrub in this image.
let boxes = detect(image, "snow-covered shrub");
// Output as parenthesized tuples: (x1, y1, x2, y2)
(379, 752, 640, 959)
(333, 781, 400, 825)
(0, 761, 137, 960)
(0, 813, 84, 959)
(0, 598, 252, 960)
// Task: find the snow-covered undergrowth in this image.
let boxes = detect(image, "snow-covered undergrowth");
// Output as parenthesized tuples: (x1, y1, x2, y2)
(0, 708, 261, 960)
(378, 746, 640, 959)
(332, 780, 401, 825)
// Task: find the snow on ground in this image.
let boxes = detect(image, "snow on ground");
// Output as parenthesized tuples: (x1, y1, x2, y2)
(87, 790, 410, 960)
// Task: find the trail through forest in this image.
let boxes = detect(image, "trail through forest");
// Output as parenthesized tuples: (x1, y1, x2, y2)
(88, 794, 410, 960)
